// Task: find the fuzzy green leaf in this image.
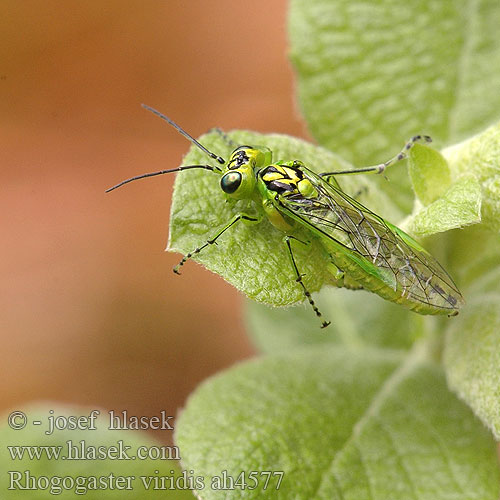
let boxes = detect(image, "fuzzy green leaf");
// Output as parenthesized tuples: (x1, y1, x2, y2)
(175, 347, 499, 499)
(169, 131, 401, 306)
(443, 121, 500, 232)
(289, 0, 500, 165)
(407, 173, 482, 237)
(0, 404, 193, 499)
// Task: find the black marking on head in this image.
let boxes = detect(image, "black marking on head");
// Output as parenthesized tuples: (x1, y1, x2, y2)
(236, 151, 249, 164)
(229, 148, 250, 169)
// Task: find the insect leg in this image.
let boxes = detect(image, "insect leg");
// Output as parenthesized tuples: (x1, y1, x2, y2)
(319, 135, 432, 178)
(173, 214, 261, 274)
(284, 236, 331, 328)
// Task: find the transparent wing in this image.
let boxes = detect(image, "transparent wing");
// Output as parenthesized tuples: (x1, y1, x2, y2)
(279, 167, 464, 312)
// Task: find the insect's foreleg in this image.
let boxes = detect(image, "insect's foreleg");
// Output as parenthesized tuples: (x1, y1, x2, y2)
(319, 135, 432, 179)
(284, 236, 331, 329)
(173, 214, 261, 274)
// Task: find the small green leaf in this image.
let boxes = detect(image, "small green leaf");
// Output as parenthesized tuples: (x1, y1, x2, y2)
(444, 293, 500, 440)
(408, 144, 451, 206)
(0, 404, 194, 499)
(245, 286, 424, 354)
(407, 173, 482, 237)
(404, 143, 483, 236)
(443, 121, 500, 232)
(175, 346, 500, 499)
(169, 131, 401, 306)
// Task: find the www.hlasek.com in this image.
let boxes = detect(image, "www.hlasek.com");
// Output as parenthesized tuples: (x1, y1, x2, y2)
(7, 439, 179, 461)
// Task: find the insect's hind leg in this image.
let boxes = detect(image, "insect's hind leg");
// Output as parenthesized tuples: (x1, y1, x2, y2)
(284, 236, 331, 328)
(174, 214, 260, 274)
(319, 135, 432, 178)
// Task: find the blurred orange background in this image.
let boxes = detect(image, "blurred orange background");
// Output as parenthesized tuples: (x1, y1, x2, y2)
(0, 1, 308, 437)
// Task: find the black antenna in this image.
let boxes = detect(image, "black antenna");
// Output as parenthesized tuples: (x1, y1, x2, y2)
(141, 104, 226, 164)
(106, 164, 221, 193)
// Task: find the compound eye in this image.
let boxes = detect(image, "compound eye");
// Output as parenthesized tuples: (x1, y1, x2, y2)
(220, 171, 242, 194)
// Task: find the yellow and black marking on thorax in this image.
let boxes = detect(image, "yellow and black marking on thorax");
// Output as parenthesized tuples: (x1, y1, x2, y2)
(260, 161, 319, 200)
